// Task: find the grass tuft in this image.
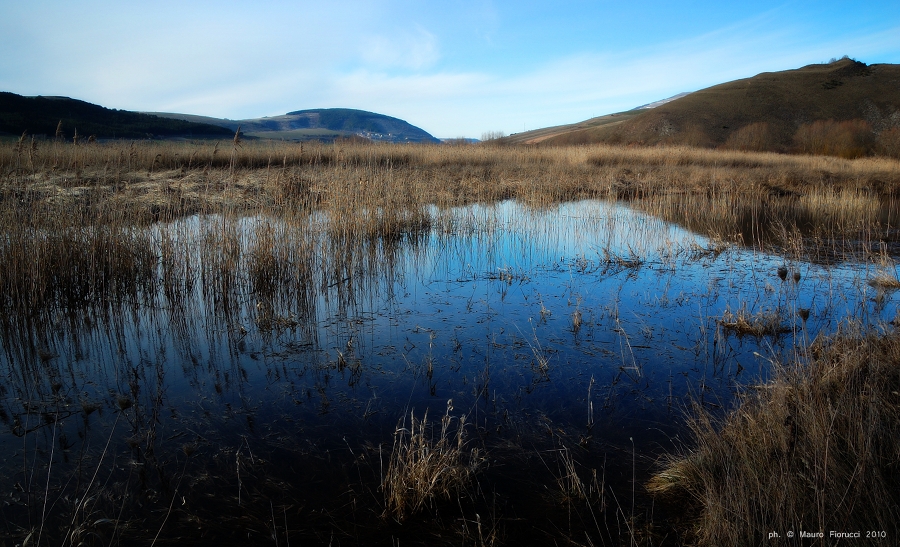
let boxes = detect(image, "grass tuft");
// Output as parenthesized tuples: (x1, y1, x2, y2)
(649, 329, 900, 545)
(382, 404, 482, 521)
(719, 305, 789, 337)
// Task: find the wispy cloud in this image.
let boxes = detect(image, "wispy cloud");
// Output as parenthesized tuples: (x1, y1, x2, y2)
(360, 26, 441, 70)
(314, 18, 900, 136)
(1, 1, 897, 137)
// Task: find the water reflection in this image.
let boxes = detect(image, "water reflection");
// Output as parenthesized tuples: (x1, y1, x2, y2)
(1, 199, 896, 544)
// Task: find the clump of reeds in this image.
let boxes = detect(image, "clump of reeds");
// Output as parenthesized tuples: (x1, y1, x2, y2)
(0, 218, 158, 315)
(553, 447, 604, 507)
(718, 305, 789, 337)
(797, 187, 879, 223)
(648, 328, 900, 546)
(382, 403, 481, 521)
(869, 271, 900, 290)
(868, 244, 900, 290)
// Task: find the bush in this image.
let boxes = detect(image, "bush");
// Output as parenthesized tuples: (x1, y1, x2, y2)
(876, 126, 900, 159)
(793, 119, 875, 158)
(723, 122, 774, 152)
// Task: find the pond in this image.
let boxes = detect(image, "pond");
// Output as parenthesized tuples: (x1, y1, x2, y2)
(1, 199, 896, 545)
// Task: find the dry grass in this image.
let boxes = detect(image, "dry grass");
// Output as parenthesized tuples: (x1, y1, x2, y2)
(0, 138, 892, 319)
(869, 271, 900, 290)
(648, 328, 900, 546)
(382, 404, 482, 522)
(3, 139, 900, 212)
(719, 305, 790, 337)
(868, 245, 900, 290)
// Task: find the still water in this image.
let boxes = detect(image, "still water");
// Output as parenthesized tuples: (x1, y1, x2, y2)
(1, 199, 895, 544)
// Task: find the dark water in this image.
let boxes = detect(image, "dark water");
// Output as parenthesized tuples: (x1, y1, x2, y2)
(1, 200, 896, 545)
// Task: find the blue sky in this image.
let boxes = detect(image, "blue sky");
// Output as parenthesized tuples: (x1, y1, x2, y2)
(2, 1, 899, 138)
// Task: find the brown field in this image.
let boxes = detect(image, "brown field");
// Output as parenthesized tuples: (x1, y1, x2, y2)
(4, 138, 900, 215)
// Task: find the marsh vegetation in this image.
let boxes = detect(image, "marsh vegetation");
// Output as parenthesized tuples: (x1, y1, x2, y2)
(1, 138, 899, 545)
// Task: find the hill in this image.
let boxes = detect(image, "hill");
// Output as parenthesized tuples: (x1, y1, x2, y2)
(502, 110, 645, 145)
(149, 108, 440, 143)
(502, 92, 691, 146)
(532, 58, 900, 155)
(0, 92, 234, 140)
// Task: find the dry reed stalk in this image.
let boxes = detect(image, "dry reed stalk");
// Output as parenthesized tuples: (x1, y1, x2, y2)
(649, 329, 900, 546)
(382, 404, 480, 521)
(719, 305, 788, 337)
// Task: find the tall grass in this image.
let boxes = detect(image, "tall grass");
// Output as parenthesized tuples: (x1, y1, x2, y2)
(649, 328, 900, 545)
(382, 405, 480, 521)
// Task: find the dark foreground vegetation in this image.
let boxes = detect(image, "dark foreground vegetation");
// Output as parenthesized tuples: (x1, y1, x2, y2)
(650, 329, 900, 545)
(1, 138, 899, 545)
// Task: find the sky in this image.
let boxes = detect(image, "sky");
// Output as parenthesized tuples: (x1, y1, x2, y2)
(2, 1, 899, 138)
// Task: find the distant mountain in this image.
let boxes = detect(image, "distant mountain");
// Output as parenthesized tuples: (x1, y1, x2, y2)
(519, 58, 900, 153)
(149, 108, 440, 143)
(0, 92, 234, 140)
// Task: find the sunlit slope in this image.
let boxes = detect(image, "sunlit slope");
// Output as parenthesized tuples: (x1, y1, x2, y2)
(502, 110, 644, 145)
(536, 58, 900, 150)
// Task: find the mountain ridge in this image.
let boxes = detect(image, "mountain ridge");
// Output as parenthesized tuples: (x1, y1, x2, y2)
(507, 58, 900, 155)
(148, 108, 440, 143)
(0, 92, 234, 140)
(0, 92, 439, 143)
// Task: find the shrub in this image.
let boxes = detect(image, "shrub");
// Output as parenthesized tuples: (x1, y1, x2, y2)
(793, 119, 875, 158)
(723, 122, 774, 152)
(876, 126, 900, 159)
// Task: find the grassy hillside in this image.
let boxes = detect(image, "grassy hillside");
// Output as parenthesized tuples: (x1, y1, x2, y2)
(0, 92, 234, 140)
(151, 108, 440, 143)
(502, 110, 644, 145)
(538, 58, 900, 157)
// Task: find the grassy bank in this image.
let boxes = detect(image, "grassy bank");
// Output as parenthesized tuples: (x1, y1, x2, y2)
(649, 327, 900, 545)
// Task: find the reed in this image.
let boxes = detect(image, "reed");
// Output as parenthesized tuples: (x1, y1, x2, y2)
(719, 305, 789, 337)
(382, 404, 481, 521)
(648, 328, 900, 546)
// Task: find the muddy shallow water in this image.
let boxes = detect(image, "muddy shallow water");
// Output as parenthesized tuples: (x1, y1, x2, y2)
(1, 199, 896, 545)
